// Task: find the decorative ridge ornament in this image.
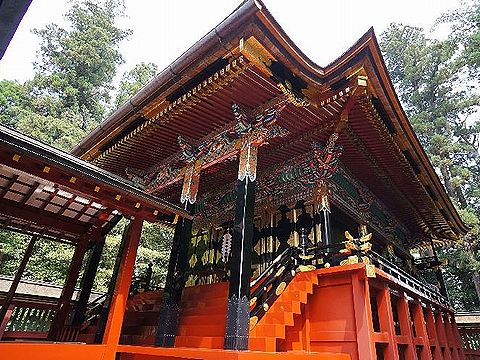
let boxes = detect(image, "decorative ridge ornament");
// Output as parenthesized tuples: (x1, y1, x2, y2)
(340, 230, 374, 268)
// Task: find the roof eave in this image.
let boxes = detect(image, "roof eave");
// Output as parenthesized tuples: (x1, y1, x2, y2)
(71, 0, 262, 159)
(72, 1, 468, 236)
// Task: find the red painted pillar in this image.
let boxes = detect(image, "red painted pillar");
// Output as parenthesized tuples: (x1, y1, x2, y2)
(411, 301, 433, 360)
(438, 312, 453, 360)
(377, 284, 400, 360)
(450, 314, 466, 360)
(102, 217, 143, 360)
(425, 307, 442, 360)
(444, 314, 459, 360)
(397, 293, 416, 360)
(351, 271, 377, 360)
(47, 237, 89, 341)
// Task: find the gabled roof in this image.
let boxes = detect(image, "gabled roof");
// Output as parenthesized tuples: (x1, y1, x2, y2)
(72, 0, 468, 242)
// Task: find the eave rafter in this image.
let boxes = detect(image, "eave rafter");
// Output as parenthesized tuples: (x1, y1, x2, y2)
(0, 197, 91, 239)
(93, 56, 249, 168)
(363, 96, 457, 239)
(131, 71, 369, 198)
(349, 93, 457, 242)
(0, 148, 188, 223)
(131, 95, 291, 194)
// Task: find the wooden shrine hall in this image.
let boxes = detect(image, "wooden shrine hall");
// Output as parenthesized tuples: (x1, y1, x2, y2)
(0, 0, 478, 359)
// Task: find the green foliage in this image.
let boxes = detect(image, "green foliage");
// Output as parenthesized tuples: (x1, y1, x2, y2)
(0, 0, 131, 150)
(17, 111, 88, 151)
(0, 232, 74, 284)
(440, 0, 480, 76)
(0, 0, 173, 293)
(115, 62, 158, 108)
(0, 231, 29, 276)
(380, 4, 480, 310)
(31, 0, 131, 128)
(0, 80, 29, 128)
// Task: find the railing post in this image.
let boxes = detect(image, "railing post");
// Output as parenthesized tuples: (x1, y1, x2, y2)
(0, 235, 37, 340)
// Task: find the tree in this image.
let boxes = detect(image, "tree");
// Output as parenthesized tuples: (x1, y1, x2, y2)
(0, 0, 174, 294)
(31, 0, 132, 129)
(0, 232, 74, 285)
(440, 0, 480, 77)
(115, 62, 158, 108)
(0, 80, 29, 128)
(0, 0, 132, 149)
(380, 21, 480, 310)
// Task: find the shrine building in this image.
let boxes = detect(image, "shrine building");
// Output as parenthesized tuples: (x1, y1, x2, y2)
(0, 1, 477, 359)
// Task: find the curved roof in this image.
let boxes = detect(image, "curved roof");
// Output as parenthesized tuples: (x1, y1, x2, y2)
(72, 0, 468, 240)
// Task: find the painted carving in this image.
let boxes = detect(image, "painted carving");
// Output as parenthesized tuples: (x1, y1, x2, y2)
(193, 148, 411, 246)
(140, 97, 289, 194)
(277, 81, 310, 107)
(232, 99, 289, 182)
(180, 160, 202, 204)
(238, 143, 258, 182)
(311, 132, 343, 184)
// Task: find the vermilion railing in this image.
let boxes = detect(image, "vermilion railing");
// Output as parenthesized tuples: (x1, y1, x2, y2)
(457, 322, 480, 359)
(0, 300, 57, 340)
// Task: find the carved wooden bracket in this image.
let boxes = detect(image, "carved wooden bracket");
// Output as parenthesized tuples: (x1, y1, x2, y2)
(133, 96, 289, 193)
(180, 160, 202, 204)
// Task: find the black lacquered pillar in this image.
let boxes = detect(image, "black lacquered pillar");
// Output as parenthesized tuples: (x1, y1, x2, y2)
(224, 143, 257, 350)
(155, 161, 200, 347)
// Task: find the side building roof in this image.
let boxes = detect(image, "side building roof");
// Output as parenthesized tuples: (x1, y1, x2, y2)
(0, 124, 190, 242)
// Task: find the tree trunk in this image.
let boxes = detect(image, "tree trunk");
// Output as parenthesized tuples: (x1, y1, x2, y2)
(455, 186, 468, 208)
(440, 164, 456, 199)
